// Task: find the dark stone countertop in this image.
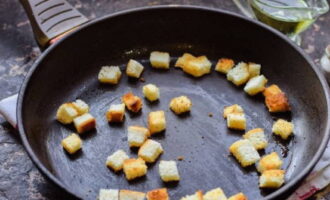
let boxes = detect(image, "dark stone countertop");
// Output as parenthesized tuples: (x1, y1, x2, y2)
(0, 0, 330, 199)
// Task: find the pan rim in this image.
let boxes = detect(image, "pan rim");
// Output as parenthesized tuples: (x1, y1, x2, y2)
(17, 5, 330, 200)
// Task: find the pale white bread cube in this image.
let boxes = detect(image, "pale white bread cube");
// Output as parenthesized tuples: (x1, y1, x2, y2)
(272, 119, 294, 140)
(72, 99, 89, 115)
(99, 189, 119, 200)
(227, 113, 246, 130)
(215, 58, 235, 74)
(204, 188, 227, 200)
(175, 53, 195, 68)
(146, 188, 169, 200)
(126, 59, 144, 78)
(128, 126, 150, 147)
(106, 103, 125, 123)
(180, 190, 203, 200)
(228, 193, 248, 200)
(56, 103, 79, 124)
(227, 62, 250, 86)
(182, 56, 212, 77)
(244, 75, 268, 96)
(61, 133, 82, 154)
(98, 66, 122, 84)
(106, 149, 129, 172)
(119, 190, 146, 200)
(248, 62, 261, 78)
(122, 92, 143, 113)
(257, 152, 283, 173)
(159, 160, 180, 182)
(142, 84, 160, 102)
(148, 110, 166, 135)
(123, 158, 148, 181)
(223, 104, 244, 119)
(138, 139, 163, 163)
(259, 169, 285, 188)
(243, 128, 268, 150)
(73, 113, 96, 134)
(150, 51, 170, 69)
(169, 96, 192, 114)
(229, 139, 260, 167)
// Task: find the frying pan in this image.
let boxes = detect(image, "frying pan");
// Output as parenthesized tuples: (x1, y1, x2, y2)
(12, 0, 330, 199)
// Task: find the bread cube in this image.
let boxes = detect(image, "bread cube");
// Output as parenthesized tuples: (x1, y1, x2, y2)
(73, 113, 96, 133)
(227, 62, 250, 86)
(223, 104, 244, 119)
(229, 139, 260, 167)
(244, 75, 268, 96)
(263, 84, 290, 112)
(243, 128, 268, 150)
(98, 66, 122, 84)
(72, 99, 89, 115)
(228, 193, 247, 200)
(169, 96, 192, 114)
(182, 56, 212, 77)
(106, 149, 129, 172)
(175, 53, 195, 68)
(180, 190, 203, 200)
(248, 62, 261, 78)
(227, 113, 246, 130)
(150, 51, 170, 69)
(215, 58, 235, 74)
(159, 160, 180, 182)
(146, 188, 169, 200)
(119, 190, 146, 200)
(126, 59, 144, 78)
(204, 188, 227, 200)
(143, 84, 160, 102)
(106, 103, 125, 123)
(99, 189, 119, 200)
(259, 169, 285, 188)
(123, 158, 147, 180)
(138, 139, 163, 163)
(61, 133, 82, 154)
(56, 103, 79, 124)
(272, 119, 294, 140)
(122, 92, 143, 113)
(128, 126, 150, 147)
(148, 111, 166, 134)
(257, 152, 283, 173)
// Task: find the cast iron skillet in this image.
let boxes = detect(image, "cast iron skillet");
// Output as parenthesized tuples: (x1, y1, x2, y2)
(16, 1, 330, 200)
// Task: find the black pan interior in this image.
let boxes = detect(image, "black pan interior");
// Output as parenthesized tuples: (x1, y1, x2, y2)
(19, 7, 329, 200)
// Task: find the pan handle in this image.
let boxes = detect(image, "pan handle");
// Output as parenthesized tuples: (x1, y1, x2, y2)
(19, 0, 89, 48)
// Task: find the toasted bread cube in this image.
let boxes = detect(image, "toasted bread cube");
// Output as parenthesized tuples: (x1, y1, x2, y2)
(259, 169, 285, 188)
(56, 103, 79, 124)
(227, 113, 246, 130)
(175, 53, 195, 68)
(126, 59, 144, 78)
(128, 126, 150, 147)
(72, 99, 89, 115)
(244, 75, 268, 96)
(148, 111, 166, 134)
(150, 51, 170, 69)
(248, 62, 261, 78)
(122, 92, 143, 113)
(257, 152, 283, 173)
(73, 113, 96, 133)
(215, 58, 235, 74)
(272, 119, 294, 140)
(228, 193, 247, 200)
(204, 188, 227, 200)
(147, 188, 169, 200)
(143, 84, 160, 102)
(227, 62, 250, 86)
(99, 189, 119, 200)
(98, 66, 122, 84)
(223, 104, 244, 119)
(180, 190, 203, 200)
(119, 190, 146, 200)
(182, 56, 212, 77)
(106, 103, 125, 123)
(61, 133, 82, 154)
(229, 139, 260, 167)
(123, 158, 147, 180)
(243, 128, 268, 150)
(169, 96, 192, 115)
(159, 160, 180, 182)
(138, 139, 163, 163)
(106, 149, 129, 172)
(263, 84, 290, 112)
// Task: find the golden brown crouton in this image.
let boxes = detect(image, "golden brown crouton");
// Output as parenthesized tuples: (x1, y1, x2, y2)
(272, 119, 294, 140)
(106, 103, 125, 123)
(61, 133, 82, 154)
(228, 193, 248, 200)
(73, 113, 96, 134)
(146, 188, 169, 200)
(215, 58, 235, 74)
(223, 104, 244, 118)
(257, 152, 283, 173)
(175, 53, 195, 68)
(259, 169, 285, 188)
(148, 111, 166, 135)
(123, 158, 148, 181)
(169, 96, 192, 114)
(122, 92, 143, 113)
(182, 56, 212, 77)
(263, 84, 290, 112)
